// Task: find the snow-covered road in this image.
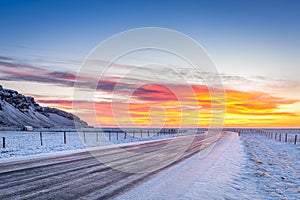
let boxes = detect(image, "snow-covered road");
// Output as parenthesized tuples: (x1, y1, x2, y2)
(115, 131, 253, 200)
(0, 133, 220, 199)
(1, 131, 298, 199)
(117, 131, 300, 200)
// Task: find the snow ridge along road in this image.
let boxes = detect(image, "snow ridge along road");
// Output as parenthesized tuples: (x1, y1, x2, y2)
(0, 132, 224, 199)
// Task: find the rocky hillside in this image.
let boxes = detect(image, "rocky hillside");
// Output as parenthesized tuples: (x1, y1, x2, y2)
(0, 85, 88, 128)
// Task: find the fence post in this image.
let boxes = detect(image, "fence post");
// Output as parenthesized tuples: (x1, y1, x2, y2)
(275, 133, 277, 140)
(83, 131, 86, 143)
(117, 131, 119, 140)
(279, 133, 281, 141)
(124, 131, 127, 139)
(133, 130, 135, 138)
(64, 131, 66, 144)
(40, 132, 43, 146)
(285, 133, 287, 143)
(109, 131, 111, 141)
(2, 137, 5, 148)
(147, 130, 149, 137)
(295, 135, 297, 145)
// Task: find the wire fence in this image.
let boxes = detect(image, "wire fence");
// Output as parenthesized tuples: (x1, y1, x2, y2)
(228, 129, 299, 145)
(0, 128, 183, 149)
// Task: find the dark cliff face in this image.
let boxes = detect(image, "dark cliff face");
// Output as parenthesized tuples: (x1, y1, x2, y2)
(0, 85, 88, 128)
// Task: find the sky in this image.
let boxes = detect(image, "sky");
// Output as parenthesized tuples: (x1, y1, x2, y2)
(0, 0, 300, 128)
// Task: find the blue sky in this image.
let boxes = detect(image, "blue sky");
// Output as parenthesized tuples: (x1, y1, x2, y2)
(0, 0, 300, 127)
(1, 0, 300, 65)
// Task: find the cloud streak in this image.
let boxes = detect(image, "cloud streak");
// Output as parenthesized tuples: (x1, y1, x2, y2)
(1, 55, 299, 127)
(38, 79, 300, 127)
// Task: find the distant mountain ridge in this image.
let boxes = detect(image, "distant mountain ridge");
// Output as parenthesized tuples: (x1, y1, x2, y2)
(0, 85, 88, 128)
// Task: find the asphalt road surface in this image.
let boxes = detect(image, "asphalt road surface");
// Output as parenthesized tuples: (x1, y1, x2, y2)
(0, 133, 223, 200)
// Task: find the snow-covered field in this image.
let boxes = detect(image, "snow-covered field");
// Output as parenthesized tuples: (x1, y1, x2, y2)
(240, 129, 300, 144)
(0, 131, 83, 158)
(240, 132, 300, 200)
(0, 129, 202, 158)
(116, 131, 300, 200)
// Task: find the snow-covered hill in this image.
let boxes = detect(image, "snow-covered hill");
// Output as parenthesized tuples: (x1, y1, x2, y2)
(0, 85, 88, 128)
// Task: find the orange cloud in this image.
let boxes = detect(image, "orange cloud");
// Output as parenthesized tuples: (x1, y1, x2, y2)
(37, 82, 299, 128)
